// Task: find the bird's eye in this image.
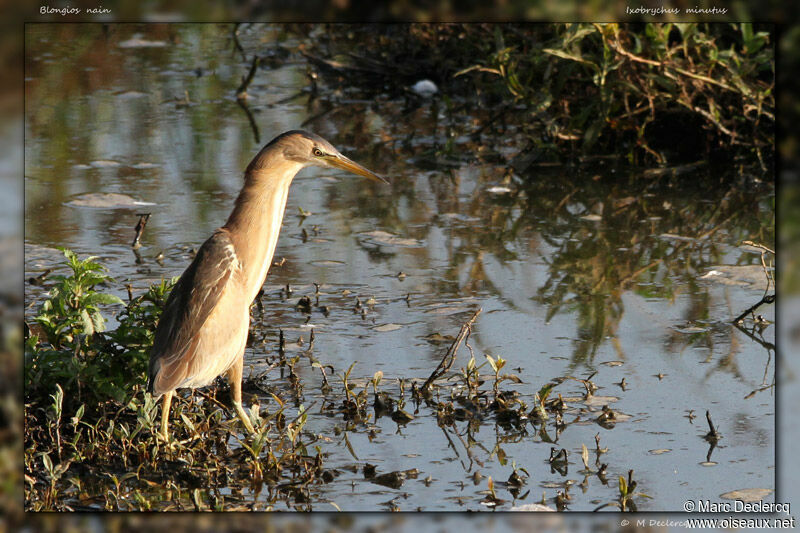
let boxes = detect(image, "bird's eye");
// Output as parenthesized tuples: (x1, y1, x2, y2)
(312, 147, 324, 157)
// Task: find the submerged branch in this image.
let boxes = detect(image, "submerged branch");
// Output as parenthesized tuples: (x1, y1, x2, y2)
(733, 294, 775, 324)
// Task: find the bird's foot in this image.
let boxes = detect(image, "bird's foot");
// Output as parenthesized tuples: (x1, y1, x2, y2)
(155, 431, 178, 451)
(232, 401, 257, 435)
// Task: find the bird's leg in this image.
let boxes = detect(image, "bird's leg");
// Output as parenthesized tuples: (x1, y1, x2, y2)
(160, 391, 173, 442)
(228, 357, 256, 434)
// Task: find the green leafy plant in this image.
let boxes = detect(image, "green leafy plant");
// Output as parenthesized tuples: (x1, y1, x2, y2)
(33, 248, 124, 349)
(25, 249, 175, 410)
(531, 383, 555, 421)
(109, 276, 176, 384)
(485, 353, 506, 394)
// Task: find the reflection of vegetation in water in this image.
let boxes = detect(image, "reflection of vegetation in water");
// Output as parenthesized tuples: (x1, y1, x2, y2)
(411, 166, 775, 364)
(24, 25, 263, 247)
(320, 101, 774, 366)
(299, 23, 775, 368)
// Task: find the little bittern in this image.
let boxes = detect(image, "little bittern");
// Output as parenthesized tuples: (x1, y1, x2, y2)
(147, 130, 386, 440)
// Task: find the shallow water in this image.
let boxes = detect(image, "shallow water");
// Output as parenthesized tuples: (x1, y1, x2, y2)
(25, 24, 775, 511)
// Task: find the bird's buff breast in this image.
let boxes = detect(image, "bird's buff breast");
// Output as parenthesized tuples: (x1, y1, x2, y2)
(179, 276, 251, 389)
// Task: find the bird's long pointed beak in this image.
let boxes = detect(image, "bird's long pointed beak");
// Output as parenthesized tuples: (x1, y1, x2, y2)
(329, 154, 388, 184)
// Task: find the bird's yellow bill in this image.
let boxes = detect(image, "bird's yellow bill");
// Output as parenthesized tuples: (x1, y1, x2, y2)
(329, 155, 388, 184)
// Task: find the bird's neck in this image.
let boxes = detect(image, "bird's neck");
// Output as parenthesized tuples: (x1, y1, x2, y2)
(223, 163, 301, 302)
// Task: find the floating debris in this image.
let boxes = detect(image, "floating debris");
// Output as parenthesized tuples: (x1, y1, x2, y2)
(411, 79, 438, 97)
(672, 325, 709, 334)
(581, 395, 620, 408)
(373, 323, 402, 332)
(115, 91, 149, 99)
(89, 160, 121, 168)
(424, 332, 456, 344)
(658, 233, 698, 243)
(66, 193, 155, 208)
(648, 449, 672, 455)
(118, 38, 168, 48)
(359, 230, 422, 248)
(371, 468, 419, 489)
(720, 488, 773, 502)
(699, 265, 773, 289)
(423, 305, 474, 316)
(510, 503, 556, 511)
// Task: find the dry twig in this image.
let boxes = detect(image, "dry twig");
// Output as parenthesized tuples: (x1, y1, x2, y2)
(421, 308, 482, 392)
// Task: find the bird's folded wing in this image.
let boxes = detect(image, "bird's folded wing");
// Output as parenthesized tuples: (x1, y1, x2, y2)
(148, 228, 239, 393)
